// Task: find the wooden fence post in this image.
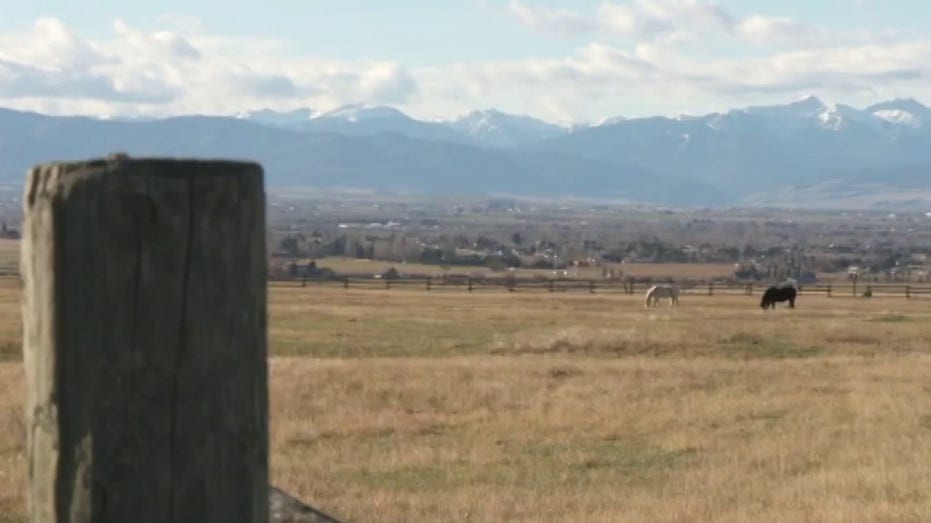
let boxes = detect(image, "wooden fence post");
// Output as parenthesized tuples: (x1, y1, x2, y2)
(589, 280, 596, 294)
(549, 279, 556, 292)
(426, 276, 432, 291)
(467, 277, 473, 292)
(827, 284, 832, 297)
(708, 283, 713, 296)
(906, 284, 911, 299)
(21, 158, 269, 523)
(385, 278, 391, 290)
(343, 276, 349, 289)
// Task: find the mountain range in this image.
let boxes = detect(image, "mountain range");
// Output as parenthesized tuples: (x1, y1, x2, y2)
(3, 96, 931, 209)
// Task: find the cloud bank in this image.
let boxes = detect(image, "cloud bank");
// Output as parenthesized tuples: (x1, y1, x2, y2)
(0, 4, 929, 123)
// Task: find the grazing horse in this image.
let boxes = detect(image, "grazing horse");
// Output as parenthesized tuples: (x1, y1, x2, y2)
(760, 286, 797, 309)
(644, 284, 679, 307)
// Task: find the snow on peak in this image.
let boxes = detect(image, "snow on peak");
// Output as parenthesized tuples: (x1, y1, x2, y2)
(316, 104, 409, 123)
(236, 107, 317, 126)
(742, 96, 826, 119)
(873, 109, 922, 127)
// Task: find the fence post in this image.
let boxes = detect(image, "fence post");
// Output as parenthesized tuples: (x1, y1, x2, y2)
(708, 283, 713, 296)
(906, 284, 910, 299)
(21, 158, 269, 522)
(589, 280, 596, 294)
(385, 278, 391, 290)
(426, 276, 432, 291)
(343, 276, 349, 289)
(827, 284, 832, 297)
(549, 279, 556, 292)
(467, 277, 473, 292)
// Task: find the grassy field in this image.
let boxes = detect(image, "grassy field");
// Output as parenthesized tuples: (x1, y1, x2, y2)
(0, 279, 930, 521)
(0, 241, 17, 275)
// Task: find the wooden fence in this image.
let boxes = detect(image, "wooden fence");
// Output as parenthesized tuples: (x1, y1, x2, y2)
(282, 276, 931, 299)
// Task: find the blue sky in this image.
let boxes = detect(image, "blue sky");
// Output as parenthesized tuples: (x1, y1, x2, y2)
(1, 1, 930, 122)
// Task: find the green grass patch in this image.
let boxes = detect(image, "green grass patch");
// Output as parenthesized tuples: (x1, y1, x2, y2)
(0, 340, 20, 362)
(867, 314, 909, 323)
(719, 332, 824, 359)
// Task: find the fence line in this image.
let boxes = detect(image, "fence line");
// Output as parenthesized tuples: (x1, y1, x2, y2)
(4, 271, 926, 299)
(276, 276, 931, 299)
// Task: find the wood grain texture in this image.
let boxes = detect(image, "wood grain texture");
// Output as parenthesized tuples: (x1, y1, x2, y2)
(21, 157, 268, 523)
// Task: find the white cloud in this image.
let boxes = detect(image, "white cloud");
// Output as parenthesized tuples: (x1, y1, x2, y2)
(508, 1, 595, 35)
(360, 63, 418, 104)
(113, 19, 201, 60)
(506, 0, 823, 47)
(737, 15, 821, 45)
(1, 14, 930, 123)
(0, 18, 421, 116)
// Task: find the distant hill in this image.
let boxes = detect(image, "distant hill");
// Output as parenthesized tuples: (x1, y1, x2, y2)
(3, 96, 931, 209)
(0, 107, 724, 205)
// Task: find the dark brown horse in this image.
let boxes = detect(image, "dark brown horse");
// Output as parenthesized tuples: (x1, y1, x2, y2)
(760, 286, 796, 309)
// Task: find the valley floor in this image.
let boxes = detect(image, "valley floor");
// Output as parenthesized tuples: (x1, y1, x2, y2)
(0, 283, 930, 521)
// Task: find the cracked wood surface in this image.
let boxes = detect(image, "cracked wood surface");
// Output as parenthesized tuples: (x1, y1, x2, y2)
(22, 157, 268, 522)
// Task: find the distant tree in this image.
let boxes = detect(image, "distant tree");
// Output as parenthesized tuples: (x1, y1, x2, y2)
(278, 236, 300, 257)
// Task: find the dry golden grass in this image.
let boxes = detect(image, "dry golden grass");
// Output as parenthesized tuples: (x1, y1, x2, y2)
(0, 281, 930, 521)
(0, 241, 17, 275)
(270, 356, 931, 523)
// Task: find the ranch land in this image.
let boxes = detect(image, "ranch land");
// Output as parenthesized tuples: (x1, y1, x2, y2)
(0, 277, 930, 521)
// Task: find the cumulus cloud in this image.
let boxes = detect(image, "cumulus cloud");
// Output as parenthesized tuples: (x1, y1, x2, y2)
(114, 19, 201, 60)
(0, 17, 421, 116)
(360, 63, 418, 104)
(1, 13, 930, 123)
(505, 0, 822, 47)
(736, 15, 821, 45)
(508, 1, 596, 35)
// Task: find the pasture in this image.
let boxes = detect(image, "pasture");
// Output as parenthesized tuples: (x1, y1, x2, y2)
(0, 278, 930, 521)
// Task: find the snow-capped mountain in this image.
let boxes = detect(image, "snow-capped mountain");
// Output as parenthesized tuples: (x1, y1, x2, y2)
(312, 104, 408, 123)
(235, 107, 317, 129)
(865, 98, 931, 128)
(298, 104, 469, 143)
(3, 96, 931, 208)
(443, 109, 568, 148)
(529, 96, 931, 198)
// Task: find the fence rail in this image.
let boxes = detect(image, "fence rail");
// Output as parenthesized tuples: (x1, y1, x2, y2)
(274, 276, 931, 299)
(5, 271, 927, 299)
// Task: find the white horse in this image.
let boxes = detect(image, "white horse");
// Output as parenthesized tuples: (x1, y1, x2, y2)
(644, 284, 679, 307)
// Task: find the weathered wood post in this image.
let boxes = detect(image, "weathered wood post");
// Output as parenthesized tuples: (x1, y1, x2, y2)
(426, 276, 432, 291)
(906, 284, 910, 299)
(22, 157, 268, 523)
